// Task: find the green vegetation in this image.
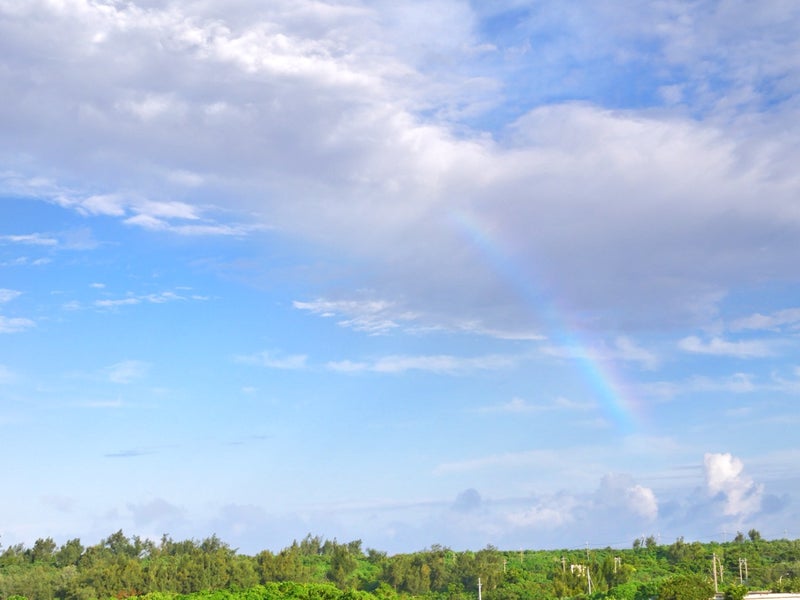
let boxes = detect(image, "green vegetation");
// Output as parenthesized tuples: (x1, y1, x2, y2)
(2, 531, 800, 600)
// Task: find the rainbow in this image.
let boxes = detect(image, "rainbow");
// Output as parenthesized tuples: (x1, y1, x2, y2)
(449, 209, 642, 433)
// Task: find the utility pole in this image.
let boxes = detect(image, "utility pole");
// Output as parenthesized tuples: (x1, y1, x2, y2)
(739, 558, 748, 583)
(713, 554, 719, 593)
(562, 556, 566, 574)
(587, 568, 593, 595)
(478, 577, 482, 600)
(614, 557, 622, 574)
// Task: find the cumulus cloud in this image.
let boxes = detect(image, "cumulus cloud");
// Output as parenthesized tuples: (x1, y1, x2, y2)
(626, 485, 659, 520)
(704, 452, 764, 517)
(0, 0, 798, 341)
(595, 474, 658, 521)
(452, 488, 483, 513)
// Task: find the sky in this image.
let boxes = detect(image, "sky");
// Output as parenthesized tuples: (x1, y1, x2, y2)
(1, 0, 800, 556)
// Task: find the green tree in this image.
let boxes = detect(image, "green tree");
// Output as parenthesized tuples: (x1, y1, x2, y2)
(55, 539, 84, 567)
(328, 545, 357, 589)
(30, 538, 57, 564)
(723, 584, 747, 600)
(658, 574, 715, 600)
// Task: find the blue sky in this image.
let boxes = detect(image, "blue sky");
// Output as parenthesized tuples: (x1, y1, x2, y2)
(2, 0, 800, 554)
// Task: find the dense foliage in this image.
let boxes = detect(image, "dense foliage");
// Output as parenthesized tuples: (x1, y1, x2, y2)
(2, 531, 800, 600)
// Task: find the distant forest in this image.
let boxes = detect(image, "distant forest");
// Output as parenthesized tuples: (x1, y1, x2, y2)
(2, 530, 800, 600)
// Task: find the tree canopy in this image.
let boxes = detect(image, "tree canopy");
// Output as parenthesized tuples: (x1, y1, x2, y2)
(2, 532, 800, 600)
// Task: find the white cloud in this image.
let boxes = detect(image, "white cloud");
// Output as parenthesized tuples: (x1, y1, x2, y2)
(0, 289, 22, 303)
(0, 316, 35, 333)
(614, 336, 660, 370)
(507, 495, 578, 528)
(595, 473, 659, 521)
(106, 360, 150, 384)
(1, 0, 797, 342)
(626, 484, 658, 520)
(123, 215, 256, 236)
(127, 497, 185, 527)
(0, 364, 15, 384)
(0, 233, 58, 246)
(678, 336, 773, 358)
(731, 308, 800, 332)
(327, 352, 521, 375)
(1, 256, 52, 267)
(543, 336, 660, 370)
(77, 399, 125, 409)
(95, 297, 141, 308)
(704, 452, 764, 517)
(482, 397, 540, 413)
(79, 194, 126, 216)
(477, 396, 594, 414)
(93, 290, 200, 309)
(294, 298, 416, 335)
(237, 351, 307, 370)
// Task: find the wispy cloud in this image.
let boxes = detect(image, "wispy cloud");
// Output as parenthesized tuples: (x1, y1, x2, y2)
(95, 297, 142, 308)
(236, 351, 308, 370)
(731, 308, 800, 332)
(678, 336, 773, 358)
(106, 360, 150, 384)
(2, 172, 254, 238)
(127, 497, 185, 526)
(476, 396, 594, 414)
(542, 336, 660, 370)
(76, 399, 125, 409)
(506, 494, 579, 528)
(124, 214, 260, 236)
(0, 316, 35, 333)
(93, 290, 202, 309)
(294, 298, 418, 335)
(0, 364, 15, 384)
(104, 448, 157, 458)
(0, 289, 22, 303)
(0, 256, 52, 267)
(327, 353, 521, 375)
(641, 373, 756, 399)
(0, 233, 58, 246)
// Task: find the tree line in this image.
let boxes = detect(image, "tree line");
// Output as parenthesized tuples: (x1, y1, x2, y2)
(2, 530, 800, 600)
